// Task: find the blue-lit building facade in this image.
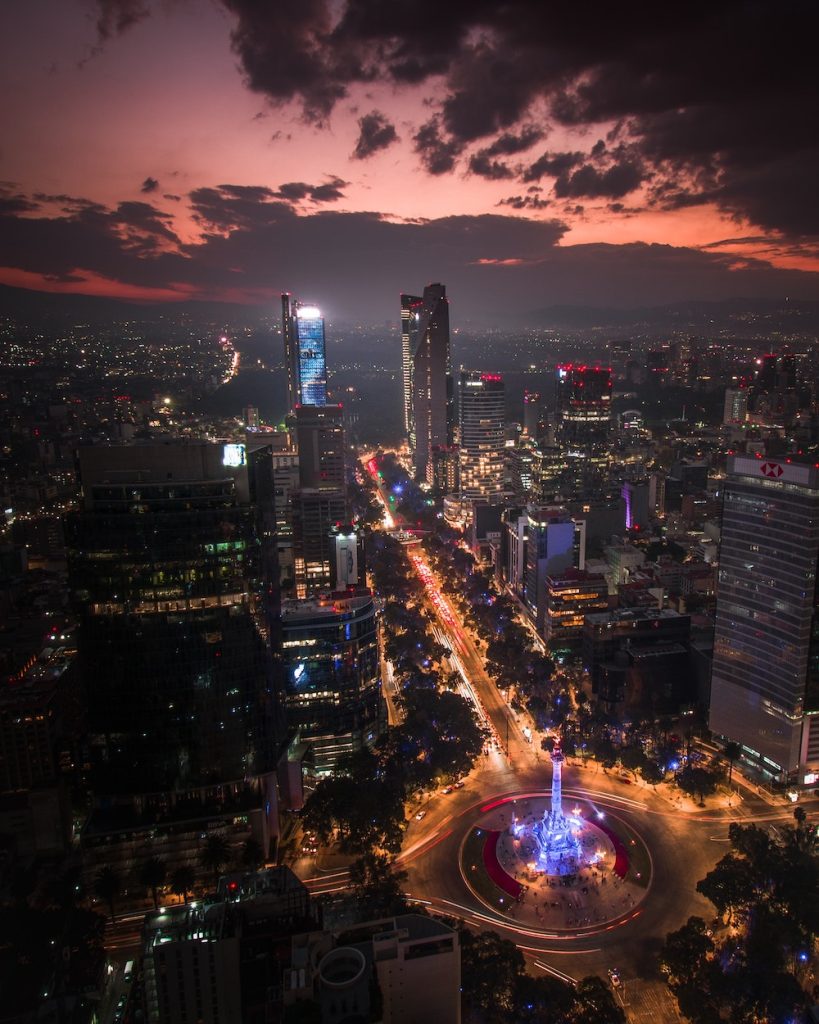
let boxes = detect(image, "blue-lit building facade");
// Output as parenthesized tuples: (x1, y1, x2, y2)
(282, 295, 327, 410)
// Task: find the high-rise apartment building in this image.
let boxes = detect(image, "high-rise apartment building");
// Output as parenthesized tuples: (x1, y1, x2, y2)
(723, 387, 749, 425)
(555, 364, 612, 492)
(292, 405, 347, 596)
(281, 294, 327, 410)
(523, 506, 582, 635)
(544, 569, 609, 650)
(522, 389, 542, 437)
(403, 284, 453, 484)
(65, 442, 281, 861)
(294, 405, 345, 489)
(400, 293, 423, 442)
(458, 371, 506, 502)
(280, 590, 383, 774)
(709, 455, 819, 783)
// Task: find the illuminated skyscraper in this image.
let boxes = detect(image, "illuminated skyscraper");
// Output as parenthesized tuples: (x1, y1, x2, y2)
(555, 364, 612, 492)
(292, 405, 348, 596)
(458, 371, 506, 502)
(404, 284, 453, 484)
(709, 455, 819, 784)
(281, 295, 327, 410)
(401, 293, 423, 444)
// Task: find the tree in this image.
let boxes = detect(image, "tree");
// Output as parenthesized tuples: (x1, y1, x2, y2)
(170, 865, 196, 903)
(640, 760, 665, 786)
(241, 837, 265, 871)
(201, 834, 232, 887)
(139, 855, 167, 911)
(659, 916, 714, 987)
(722, 741, 742, 788)
(348, 852, 410, 919)
(93, 866, 121, 921)
(302, 752, 407, 856)
(459, 929, 525, 1023)
(572, 976, 627, 1023)
(696, 855, 758, 924)
(676, 764, 721, 805)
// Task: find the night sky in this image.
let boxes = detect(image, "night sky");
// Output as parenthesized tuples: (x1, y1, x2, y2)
(2, 0, 819, 322)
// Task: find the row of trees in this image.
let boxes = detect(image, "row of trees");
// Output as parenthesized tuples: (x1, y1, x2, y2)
(300, 526, 487, 859)
(660, 814, 818, 1023)
(459, 928, 626, 1024)
(92, 833, 265, 919)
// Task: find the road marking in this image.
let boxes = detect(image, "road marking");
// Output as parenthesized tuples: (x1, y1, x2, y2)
(533, 960, 577, 986)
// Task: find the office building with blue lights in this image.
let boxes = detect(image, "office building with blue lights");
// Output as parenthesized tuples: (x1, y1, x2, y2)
(282, 295, 328, 410)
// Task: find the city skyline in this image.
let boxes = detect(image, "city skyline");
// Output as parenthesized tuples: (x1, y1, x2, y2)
(2, 2, 819, 321)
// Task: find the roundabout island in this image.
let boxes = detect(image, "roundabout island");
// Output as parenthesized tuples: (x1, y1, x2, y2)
(458, 744, 651, 935)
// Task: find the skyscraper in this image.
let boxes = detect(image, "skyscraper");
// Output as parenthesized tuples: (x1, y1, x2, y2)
(554, 364, 612, 492)
(282, 293, 298, 413)
(404, 284, 453, 484)
(292, 404, 348, 596)
(280, 590, 383, 775)
(709, 455, 819, 783)
(458, 371, 506, 502)
(66, 442, 282, 863)
(281, 294, 327, 410)
(400, 293, 423, 444)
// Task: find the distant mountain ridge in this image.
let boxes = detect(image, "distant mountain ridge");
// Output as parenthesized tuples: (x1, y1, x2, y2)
(1, 281, 818, 334)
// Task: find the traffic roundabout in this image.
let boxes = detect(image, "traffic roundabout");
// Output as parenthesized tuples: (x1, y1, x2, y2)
(457, 792, 652, 937)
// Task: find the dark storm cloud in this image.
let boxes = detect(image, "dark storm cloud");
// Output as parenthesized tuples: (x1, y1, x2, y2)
(308, 177, 348, 201)
(188, 180, 347, 232)
(468, 153, 513, 181)
(484, 127, 544, 158)
(0, 184, 41, 215)
(274, 178, 348, 202)
(413, 119, 463, 175)
(554, 161, 645, 200)
(497, 194, 551, 211)
(524, 151, 584, 183)
(140, 176, 159, 193)
(4, 184, 819, 318)
(353, 111, 399, 159)
(201, 0, 819, 238)
(0, 190, 180, 281)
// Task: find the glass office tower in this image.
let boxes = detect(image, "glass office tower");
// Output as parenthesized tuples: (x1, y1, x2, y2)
(405, 283, 453, 485)
(281, 591, 383, 774)
(66, 443, 281, 805)
(710, 455, 819, 782)
(281, 297, 328, 410)
(458, 371, 506, 502)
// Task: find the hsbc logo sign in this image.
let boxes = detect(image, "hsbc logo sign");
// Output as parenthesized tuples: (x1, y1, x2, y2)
(760, 462, 783, 478)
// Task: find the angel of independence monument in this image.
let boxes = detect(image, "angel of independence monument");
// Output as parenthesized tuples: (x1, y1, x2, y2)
(510, 740, 585, 875)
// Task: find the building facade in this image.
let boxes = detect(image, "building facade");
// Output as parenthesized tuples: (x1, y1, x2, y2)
(523, 506, 580, 635)
(281, 590, 383, 775)
(555, 364, 612, 492)
(282, 294, 328, 410)
(544, 569, 608, 650)
(458, 371, 506, 503)
(405, 284, 453, 485)
(65, 442, 281, 857)
(709, 455, 819, 783)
